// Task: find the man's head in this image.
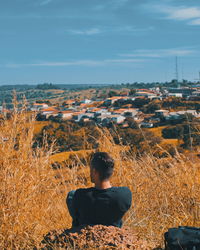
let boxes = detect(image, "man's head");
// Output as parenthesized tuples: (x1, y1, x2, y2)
(90, 152, 114, 183)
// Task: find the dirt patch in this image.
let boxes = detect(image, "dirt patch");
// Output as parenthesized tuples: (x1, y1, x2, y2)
(40, 225, 154, 249)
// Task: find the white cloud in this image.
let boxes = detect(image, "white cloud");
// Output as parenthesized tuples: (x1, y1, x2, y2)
(167, 7, 200, 21)
(189, 18, 200, 25)
(104, 59, 145, 63)
(6, 61, 100, 68)
(68, 28, 102, 35)
(148, 4, 200, 25)
(118, 26, 154, 33)
(5, 58, 145, 68)
(120, 48, 195, 58)
(67, 26, 154, 36)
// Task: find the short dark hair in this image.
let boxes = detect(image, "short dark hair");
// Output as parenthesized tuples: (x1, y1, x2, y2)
(90, 152, 114, 181)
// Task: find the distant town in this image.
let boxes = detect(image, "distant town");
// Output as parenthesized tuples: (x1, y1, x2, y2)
(1, 82, 200, 129)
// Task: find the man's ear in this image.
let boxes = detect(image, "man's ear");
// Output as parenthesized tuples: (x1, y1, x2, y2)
(93, 168, 100, 178)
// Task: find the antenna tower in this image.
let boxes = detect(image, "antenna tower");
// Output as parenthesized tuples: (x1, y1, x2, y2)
(175, 56, 180, 88)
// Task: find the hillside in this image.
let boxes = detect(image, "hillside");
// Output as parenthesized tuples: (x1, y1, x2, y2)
(1, 111, 200, 249)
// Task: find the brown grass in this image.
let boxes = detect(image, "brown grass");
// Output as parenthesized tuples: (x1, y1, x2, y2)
(50, 149, 92, 163)
(1, 110, 200, 249)
(33, 121, 50, 134)
(149, 126, 181, 146)
(149, 126, 166, 137)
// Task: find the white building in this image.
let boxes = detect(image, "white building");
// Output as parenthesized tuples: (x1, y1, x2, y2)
(140, 122, 154, 128)
(168, 93, 183, 98)
(97, 114, 125, 124)
(166, 110, 198, 120)
(31, 103, 49, 111)
(58, 111, 73, 120)
(81, 99, 92, 104)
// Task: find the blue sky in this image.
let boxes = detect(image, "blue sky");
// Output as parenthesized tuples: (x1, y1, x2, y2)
(0, 0, 200, 84)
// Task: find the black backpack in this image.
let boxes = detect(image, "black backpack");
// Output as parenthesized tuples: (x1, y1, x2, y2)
(164, 226, 200, 250)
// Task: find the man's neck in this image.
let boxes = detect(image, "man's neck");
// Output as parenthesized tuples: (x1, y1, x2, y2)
(95, 180, 112, 189)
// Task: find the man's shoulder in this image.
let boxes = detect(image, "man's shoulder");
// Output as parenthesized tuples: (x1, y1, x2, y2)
(112, 187, 132, 209)
(111, 187, 132, 203)
(74, 186, 131, 197)
(74, 187, 94, 196)
(112, 186, 132, 195)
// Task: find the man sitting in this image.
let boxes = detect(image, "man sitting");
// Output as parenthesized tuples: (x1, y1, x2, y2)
(66, 152, 132, 228)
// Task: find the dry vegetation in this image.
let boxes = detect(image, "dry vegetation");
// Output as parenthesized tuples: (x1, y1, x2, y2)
(1, 108, 200, 249)
(33, 121, 50, 134)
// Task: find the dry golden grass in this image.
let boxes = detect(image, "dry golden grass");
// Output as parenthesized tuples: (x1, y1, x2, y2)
(0, 110, 70, 249)
(149, 126, 181, 146)
(33, 121, 50, 134)
(1, 110, 200, 249)
(161, 138, 180, 146)
(50, 149, 92, 163)
(149, 126, 166, 137)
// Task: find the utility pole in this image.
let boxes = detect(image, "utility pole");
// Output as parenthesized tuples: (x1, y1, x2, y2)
(175, 56, 180, 87)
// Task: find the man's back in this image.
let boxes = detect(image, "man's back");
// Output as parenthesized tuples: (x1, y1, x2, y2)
(72, 186, 132, 228)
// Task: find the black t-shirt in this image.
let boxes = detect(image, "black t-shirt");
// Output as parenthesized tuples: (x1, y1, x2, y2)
(72, 186, 132, 228)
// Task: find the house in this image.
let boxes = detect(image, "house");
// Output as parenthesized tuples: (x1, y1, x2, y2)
(87, 107, 102, 113)
(58, 111, 73, 120)
(41, 107, 58, 115)
(113, 108, 138, 117)
(104, 96, 123, 105)
(168, 93, 183, 98)
(94, 109, 111, 117)
(81, 99, 92, 104)
(166, 112, 180, 120)
(165, 110, 198, 120)
(96, 115, 108, 123)
(124, 109, 138, 117)
(110, 115, 125, 124)
(135, 89, 159, 99)
(168, 87, 193, 97)
(40, 107, 59, 119)
(176, 110, 198, 117)
(62, 99, 76, 107)
(140, 122, 154, 128)
(96, 114, 125, 124)
(191, 90, 200, 97)
(72, 112, 86, 122)
(79, 113, 95, 121)
(112, 109, 126, 115)
(31, 103, 48, 111)
(155, 110, 169, 118)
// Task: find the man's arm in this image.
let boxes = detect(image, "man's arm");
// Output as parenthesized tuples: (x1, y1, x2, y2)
(71, 190, 80, 227)
(117, 187, 132, 212)
(66, 190, 80, 227)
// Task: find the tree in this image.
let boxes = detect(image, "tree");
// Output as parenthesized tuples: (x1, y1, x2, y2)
(129, 89, 136, 96)
(142, 100, 161, 114)
(125, 117, 139, 129)
(162, 125, 184, 139)
(108, 90, 118, 97)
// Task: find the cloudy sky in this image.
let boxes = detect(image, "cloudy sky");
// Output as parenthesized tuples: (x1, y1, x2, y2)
(0, 0, 200, 84)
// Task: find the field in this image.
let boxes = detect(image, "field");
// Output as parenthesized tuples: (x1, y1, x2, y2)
(149, 126, 166, 137)
(1, 111, 200, 249)
(149, 126, 181, 146)
(33, 121, 50, 134)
